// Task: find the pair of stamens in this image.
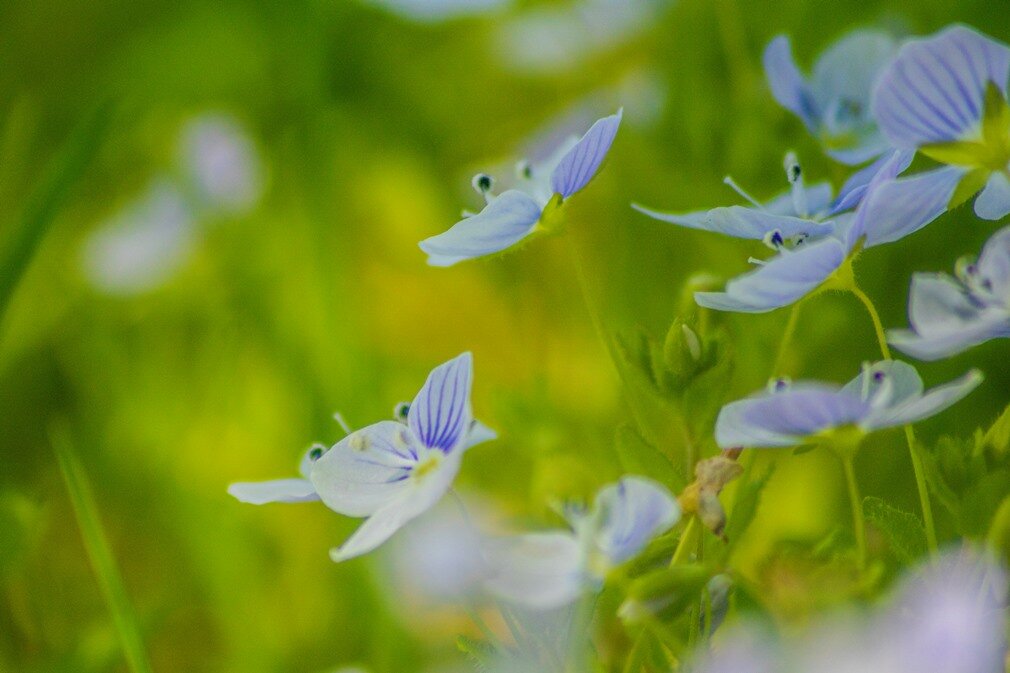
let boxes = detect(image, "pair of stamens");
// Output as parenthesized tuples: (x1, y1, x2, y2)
(722, 151, 809, 219)
(955, 255, 996, 298)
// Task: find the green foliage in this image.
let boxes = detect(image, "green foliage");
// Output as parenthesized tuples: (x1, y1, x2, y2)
(614, 423, 685, 491)
(862, 497, 926, 564)
(921, 433, 1010, 537)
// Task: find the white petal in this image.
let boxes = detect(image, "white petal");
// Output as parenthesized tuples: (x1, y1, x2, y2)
(227, 478, 319, 504)
(974, 171, 1010, 220)
(419, 191, 542, 265)
(863, 370, 984, 429)
(484, 532, 585, 610)
(329, 452, 463, 562)
(310, 421, 420, 517)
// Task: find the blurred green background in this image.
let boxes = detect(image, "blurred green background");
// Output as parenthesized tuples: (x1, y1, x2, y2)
(2, 0, 1009, 671)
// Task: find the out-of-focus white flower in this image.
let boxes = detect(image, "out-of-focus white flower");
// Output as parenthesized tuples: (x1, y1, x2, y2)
(364, 0, 510, 23)
(81, 179, 196, 295)
(692, 549, 1008, 673)
(387, 500, 492, 603)
(179, 114, 263, 215)
(494, 0, 668, 75)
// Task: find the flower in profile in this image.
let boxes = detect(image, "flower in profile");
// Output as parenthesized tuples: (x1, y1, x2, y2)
(419, 111, 622, 266)
(871, 25, 1010, 221)
(764, 29, 899, 164)
(889, 226, 1010, 360)
(715, 360, 982, 449)
(229, 353, 496, 562)
(665, 149, 942, 314)
(484, 476, 680, 610)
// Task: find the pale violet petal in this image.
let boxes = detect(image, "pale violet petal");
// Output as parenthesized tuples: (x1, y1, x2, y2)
(831, 150, 915, 214)
(811, 30, 898, 164)
(227, 478, 319, 504)
(906, 274, 983, 332)
(329, 452, 463, 562)
(858, 166, 965, 247)
(419, 190, 542, 265)
(764, 181, 834, 217)
(840, 360, 924, 407)
(594, 476, 680, 565)
(310, 421, 419, 517)
(549, 110, 622, 199)
(631, 204, 714, 230)
(463, 419, 497, 449)
(715, 384, 870, 448)
(863, 370, 984, 429)
(873, 25, 1010, 148)
(484, 532, 585, 610)
(889, 319, 1010, 360)
(888, 550, 1007, 673)
(763, 35, 817, 129)
(408, 352, 473, 453)
(695, 237, 846, 314)
(977, 224, 1010, 294)
(703, 208, 836, 240)
(974, 171, 1010, 220)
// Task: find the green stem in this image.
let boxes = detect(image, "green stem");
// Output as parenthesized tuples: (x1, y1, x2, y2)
(566, 592, 596, 673)
(670, 516, 700, 567)
(52, 425, 153, 673)
(771, 301, 803, 375)
(850, 285, 939, 553)
(841, 456, 867, 571)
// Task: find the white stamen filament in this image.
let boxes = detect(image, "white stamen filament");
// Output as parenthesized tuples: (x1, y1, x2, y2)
(723, 176, 764, 209)
(332, 412, 352, 435)
(784, 151, 808, 218)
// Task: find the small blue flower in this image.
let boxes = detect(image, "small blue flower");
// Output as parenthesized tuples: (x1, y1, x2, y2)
(689, 149, 943, 314)
(419, 111, 622, 266)
(889, 226, 1010, 360)
(764, 30, 899, 164)
(715, 360, 982, 449)
(229, 353, 496, 562)
(484, 476, 680, 610)
(871, 25, 1010, 220)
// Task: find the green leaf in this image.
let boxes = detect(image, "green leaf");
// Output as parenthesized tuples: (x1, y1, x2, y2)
(723, 464, 774, 556)
(982, 401, 1010, 454)
(862, 496, 927, 563)
(52, 423, 153, 673)
(948, 168, 992, 210)
(456, 635, 495, 672)
(0, 101, 112, 321)
(615, 423, 684, 491)
(620, 564, 711, 624)
(987, 495, 1010, 567)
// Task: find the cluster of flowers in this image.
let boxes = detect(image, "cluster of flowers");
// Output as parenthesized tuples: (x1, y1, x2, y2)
(230, 23, 1010, 671)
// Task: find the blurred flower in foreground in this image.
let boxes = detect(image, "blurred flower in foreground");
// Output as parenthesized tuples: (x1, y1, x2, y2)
(715, 360, 982, 449)
(387, 500, 491, 604)
(81, 180, 196, 295)
(695, 549, 1007, 673)
(83, 112, 262, 295)
(872, 25, 1010, 221)
(889, 226, 1010, 360)
(764, 29, 899, 164)
(179, 114, 263, 215)
(485, 476, 679, 610)
(419, 111, 621, 266)
(364, 0, 509, 23)
(493, 0, 666, 75)
(231, 353, 496, 562)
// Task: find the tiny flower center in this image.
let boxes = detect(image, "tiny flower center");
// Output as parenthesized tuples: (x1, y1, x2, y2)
(413, 455, 441, 480)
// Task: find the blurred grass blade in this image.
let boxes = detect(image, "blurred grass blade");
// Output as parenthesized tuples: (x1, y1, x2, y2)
(52, 424, 154, 673)
(0, 102, 112, 320)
